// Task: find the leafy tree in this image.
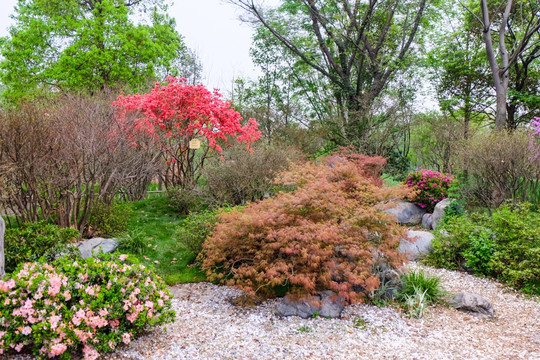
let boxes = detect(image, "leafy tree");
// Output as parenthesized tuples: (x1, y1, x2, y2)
(460, 0, 540, 129)
(113, 77, 262, 189)
(427, 3, 491, 139)
(227, 0, 439, 145)
(0, 0, 189, 101)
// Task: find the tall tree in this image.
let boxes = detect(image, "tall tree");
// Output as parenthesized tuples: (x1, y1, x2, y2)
(0, 0, 188, 101)
(228, 0, 437, 145)
(462, 0, 540, 129)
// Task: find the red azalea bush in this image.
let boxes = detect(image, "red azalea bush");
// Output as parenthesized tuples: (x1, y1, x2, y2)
(0, 254, 174, 359)
(406, 168, 454, 212)
(200, 155, 410, 303)
(113, 77, 261, 189)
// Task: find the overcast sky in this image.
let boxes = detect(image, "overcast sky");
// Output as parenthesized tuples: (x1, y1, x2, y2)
(0, 0, 268, 92)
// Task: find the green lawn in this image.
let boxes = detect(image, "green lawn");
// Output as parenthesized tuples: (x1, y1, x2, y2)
(124, 197, 206, 285)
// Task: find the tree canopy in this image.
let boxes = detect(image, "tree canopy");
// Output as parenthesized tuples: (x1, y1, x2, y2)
(0, 0, 189, 101)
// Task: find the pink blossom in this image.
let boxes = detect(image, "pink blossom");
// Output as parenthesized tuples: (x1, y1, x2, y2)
(0, 279, 16, 292)
(14, 343, 24, 352)
(122, 333, 131, 345)
(119, 254, 129, 261)
(49, 344, 68, 357)
(21, 326, 32, 335)
(82, 345, 100, 360)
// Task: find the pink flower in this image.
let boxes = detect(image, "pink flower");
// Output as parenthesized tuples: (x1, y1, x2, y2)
(49, 344, 68, 357)
(0, 279, 16, 292)
(122, 333, 131, 345)
(82, 345, 100, 360)
(119, 254, 129, 261)
(14, 343, 24, 352)
(21, 326, 32, 335)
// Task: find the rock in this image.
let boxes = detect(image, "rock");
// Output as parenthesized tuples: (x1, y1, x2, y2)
(276, 291, 345, 318)
(399, 230, 434, 261)
(75, 237, 119, 259)
(450, 292, 494, 319)
(382, 200, 426, 225)
(431, 198, 454, 229)
(422, 213, 433, 230)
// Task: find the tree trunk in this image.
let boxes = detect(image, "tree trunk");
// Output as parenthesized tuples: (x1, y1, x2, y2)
(0, 215, 5, 277)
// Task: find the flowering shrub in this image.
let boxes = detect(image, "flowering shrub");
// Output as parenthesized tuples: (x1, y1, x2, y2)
(113, 77, 261, 189)
(0, 254, 175, 359)
(405, 168, 454, 212)
(201, 155, 410, 304)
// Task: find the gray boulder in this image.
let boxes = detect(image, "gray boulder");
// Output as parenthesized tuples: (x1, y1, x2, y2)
(422, 213, 433, 230)
(75, 237, 119, 259)
(276, 291, 345, 318)
(383, 200, 426, 225)
(449, 292, 494, 319)
(431, 198, 454, 230)
(399, 230, 434, 261)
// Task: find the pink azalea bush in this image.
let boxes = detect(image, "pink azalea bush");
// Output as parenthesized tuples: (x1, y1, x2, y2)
(0, 254, 175, 359)
(405, 168, 454, 212)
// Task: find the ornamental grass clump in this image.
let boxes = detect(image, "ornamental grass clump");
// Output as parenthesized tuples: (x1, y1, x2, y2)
(0, 253, 175, 359)
(200, 155, 411, 303)
(406, 168, 454, 212)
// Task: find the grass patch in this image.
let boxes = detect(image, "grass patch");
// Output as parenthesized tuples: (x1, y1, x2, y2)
(125, 197, 206, 285)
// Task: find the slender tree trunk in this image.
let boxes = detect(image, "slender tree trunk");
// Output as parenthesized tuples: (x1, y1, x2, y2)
(481, 0, 512, 130)
(0, 215, 5, 277)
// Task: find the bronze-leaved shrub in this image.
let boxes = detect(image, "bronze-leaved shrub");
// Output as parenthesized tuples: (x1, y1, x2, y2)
(201, 155, 410, 303)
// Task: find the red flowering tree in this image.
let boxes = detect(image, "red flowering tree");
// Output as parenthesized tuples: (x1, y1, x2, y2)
(113, 77, 261, 188)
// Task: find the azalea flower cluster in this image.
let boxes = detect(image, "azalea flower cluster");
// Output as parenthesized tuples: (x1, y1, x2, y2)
(0, 254, 175, 359)
(405, 168, 454, 212)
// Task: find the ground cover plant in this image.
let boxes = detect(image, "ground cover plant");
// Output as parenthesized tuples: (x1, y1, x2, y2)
(124, 197, 206, 285)
(0, 253, 175, 359)
(425, 202, 540, 295)
(201, 155, 411, 303)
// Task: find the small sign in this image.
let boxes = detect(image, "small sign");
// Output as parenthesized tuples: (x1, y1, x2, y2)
(189, 139, 201, 149)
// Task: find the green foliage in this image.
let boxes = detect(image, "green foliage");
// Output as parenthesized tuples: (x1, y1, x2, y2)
(118, 228, 147, 255)
(88, 202, 133, 237)
(4, 222, 80, 273)
(397, 270, 445, 318)
(166, 187, 205, 215)
(442, 200, 465, 223)
(126, 197, 206, 285)
(176, 209, 219, 256)
(425, 203, 540, 295)
(0, 253, 175, 359)
(0, 0, 187, 102)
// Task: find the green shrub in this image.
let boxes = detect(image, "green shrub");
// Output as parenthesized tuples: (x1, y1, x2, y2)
(425, 203, 540, 295)
(442, 200, 465, 223)
(88, 201, 133, 237)
(166, 186, 205, 215)
(118, 228, 147, 255)
(176, 209, 221, 255)
(4, 222, 80, 273)
(0, 253, 175, 359)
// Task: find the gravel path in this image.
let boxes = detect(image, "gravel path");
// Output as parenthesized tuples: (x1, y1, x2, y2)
(101, 264, 540, 360)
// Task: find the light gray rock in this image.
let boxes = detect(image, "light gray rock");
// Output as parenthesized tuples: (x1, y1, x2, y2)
(431, 198, 454, 230)
(75, 237, 119, 259)
(399, 230, 434, 261)
(383, 200, 426, 225)
(276, 291, 345, 318)
(422, 213, 433, 230)
(450, 292, 494, 319)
